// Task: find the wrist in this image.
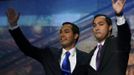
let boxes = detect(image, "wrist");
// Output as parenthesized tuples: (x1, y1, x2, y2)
(115, 12, 123, 17)
(10, 23, 17, 27)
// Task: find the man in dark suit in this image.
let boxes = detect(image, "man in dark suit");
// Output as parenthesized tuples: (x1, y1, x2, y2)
(88, 0, 131, 75)
(6, 8, 89, 75)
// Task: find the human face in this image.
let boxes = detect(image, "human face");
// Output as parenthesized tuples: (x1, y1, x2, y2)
(92, 16, 112, 42)
(60, 24, 78, 50)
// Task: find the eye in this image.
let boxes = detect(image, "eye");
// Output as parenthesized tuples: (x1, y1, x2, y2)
(64, 29, 70, 33)
(99, 22, 105, 26)
(93, 23, 96, 27)
(99, 23, 104, 26)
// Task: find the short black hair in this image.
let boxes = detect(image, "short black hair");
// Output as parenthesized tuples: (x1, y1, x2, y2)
(62, 22, 80, 43)
(92, 14, 112, 33)
(93, 14, 112, 26)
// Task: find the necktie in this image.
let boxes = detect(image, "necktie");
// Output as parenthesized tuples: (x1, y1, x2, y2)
(96, 44, 102, 70)
(61, 52, 71, 75)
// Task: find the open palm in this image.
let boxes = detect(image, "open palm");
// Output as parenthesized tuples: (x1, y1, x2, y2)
(112, 0, 126, 14)
(6, 8, 20, 27)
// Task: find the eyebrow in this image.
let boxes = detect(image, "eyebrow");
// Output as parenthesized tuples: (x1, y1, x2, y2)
(59, 28, 71, 33)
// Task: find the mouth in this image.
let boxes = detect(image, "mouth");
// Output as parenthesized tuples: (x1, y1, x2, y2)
(60, 38, 67, 42)
(95, 32, 101, 34)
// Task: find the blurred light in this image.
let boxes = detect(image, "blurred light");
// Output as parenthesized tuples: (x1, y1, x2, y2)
(51, 13, 81, 26)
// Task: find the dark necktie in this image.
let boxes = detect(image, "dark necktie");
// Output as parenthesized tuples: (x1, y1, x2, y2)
(96, 44, 102, 70)
(61, 52, 71, 75)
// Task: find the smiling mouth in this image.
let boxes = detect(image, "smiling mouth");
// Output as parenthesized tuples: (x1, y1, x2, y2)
(95, 32, 101, 34)
(60, 38, 67, 41)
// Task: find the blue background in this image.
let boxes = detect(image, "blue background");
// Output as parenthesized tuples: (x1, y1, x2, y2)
(0, 0, 134, 75)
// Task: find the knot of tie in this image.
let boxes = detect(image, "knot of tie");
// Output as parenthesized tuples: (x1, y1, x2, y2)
(66, 52, 70, 58)
(62, 51, 71, 75)
(98, 44, 102, 50)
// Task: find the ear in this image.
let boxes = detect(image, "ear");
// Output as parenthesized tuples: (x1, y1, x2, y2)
(74, 34, 79, 40)
(109, 25, 112, 32)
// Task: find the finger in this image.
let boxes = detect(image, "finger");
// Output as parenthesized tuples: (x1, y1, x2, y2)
(6, 8, 11, 17)
(6, 8, 13, 19)
(17, 12, 20, 21)
(122, 0, 126, 5)
(112, 0, 115, 4)
(6, 8, 11, 20)
(5, 10, 9, 18)
(7, 8, 17, 17)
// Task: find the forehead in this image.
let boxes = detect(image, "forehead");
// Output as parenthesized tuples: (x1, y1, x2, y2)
(94, 16, 106, 22)
(61, 24, 72, 30)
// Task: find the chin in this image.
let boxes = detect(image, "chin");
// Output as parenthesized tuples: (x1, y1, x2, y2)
(96, 37, 102, 41)
(95, 36, 101, 39)
(61, 42, 68, 46)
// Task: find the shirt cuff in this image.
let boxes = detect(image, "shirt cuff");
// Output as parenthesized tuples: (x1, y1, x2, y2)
(9, 25, 19, 30)
(116, 15, 126, 26)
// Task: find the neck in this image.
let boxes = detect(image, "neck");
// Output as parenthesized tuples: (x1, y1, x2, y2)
(98, 39, 105, 43)
(63, 44, 75, 51)
(98, 33, 111, 43)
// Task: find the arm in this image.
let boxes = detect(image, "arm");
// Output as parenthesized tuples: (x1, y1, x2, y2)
(117, 19, 131, 52)
(112, 0, 131, 51)
(9, 27, 42, 58)
(112, 1, 131, 74)
(7, 8, 44, 59)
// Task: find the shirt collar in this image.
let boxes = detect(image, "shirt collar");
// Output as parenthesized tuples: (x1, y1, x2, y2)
(97, 40, 105, 46)
(62, 47, 76, 57)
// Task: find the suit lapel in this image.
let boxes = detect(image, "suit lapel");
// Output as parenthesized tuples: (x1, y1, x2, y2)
(52, 48, 62, 75)
(88, 46, 97, 71)
(72, 49, 81, 74)
(45, 48, 62, 75)
(98, 36, 113, 71)
(57, 48, 62, 63)
(89, 47, 97, 61)
(89, 36, 113, 71)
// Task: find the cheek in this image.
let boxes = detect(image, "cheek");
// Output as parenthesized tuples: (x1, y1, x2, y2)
(101, 26, 109, 32)
(68, 35, 75, 40)
(101, 29, 107, 33)
(92, 29, 96, 34)
(65, 34, 72, 39)
(101, 29, 109, 36)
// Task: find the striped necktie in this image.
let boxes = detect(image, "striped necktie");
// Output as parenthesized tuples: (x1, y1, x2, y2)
(61, 52, 71, 75)
(96, 44, 102, 70)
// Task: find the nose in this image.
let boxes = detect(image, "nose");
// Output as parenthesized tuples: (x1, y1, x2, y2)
(60, 32, 65, 38)
(94, 25, 99, 31)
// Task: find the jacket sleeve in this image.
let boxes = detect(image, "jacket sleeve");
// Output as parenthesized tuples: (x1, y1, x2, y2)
(117, 21, 131, 52)
(9, 27, 48, 60)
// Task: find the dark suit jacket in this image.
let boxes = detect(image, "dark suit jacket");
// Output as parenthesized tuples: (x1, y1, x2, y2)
(88, 21, 131, 75)
(9, 27, 89, 75)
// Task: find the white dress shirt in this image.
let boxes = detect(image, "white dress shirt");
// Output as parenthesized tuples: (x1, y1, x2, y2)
(9, 25, 77, 73)
(9, 15, 126, 71)
(90, 15, 126, 70)
(90, 41, 105, 70)
(60, 47, 77, 73)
